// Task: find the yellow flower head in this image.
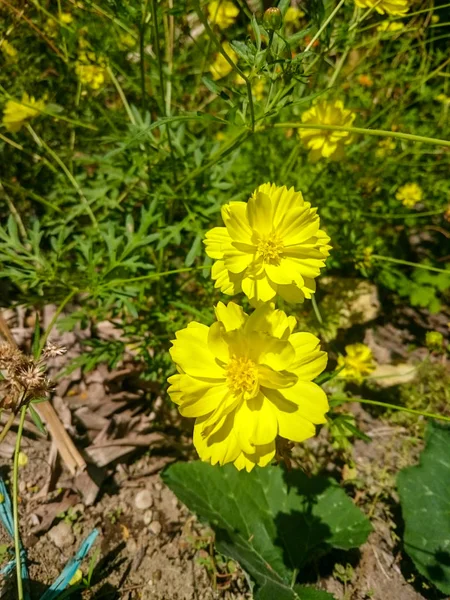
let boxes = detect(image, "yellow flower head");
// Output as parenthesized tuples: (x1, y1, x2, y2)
(207, 1, 239, 29)
(204, 183, 331, 304)
(168, 301, 329, 471)
(209, 41, 237, 80)
(118, 32, 136, 50)
(375, 137, 396, 158)
(377, 20, 404, 32)
(337, 343, 375, 383)
(2, 92, 46, 133)
(0, 39, 18, 61)
(437, 93, 450, 105)
(395, 182, 423, 208)
(284, 6, 306, 27)
(76, 52, 107, 89)
(252, 78, 265, 101)
(298, 100, 356, 161)
(355, 0, 409, 15)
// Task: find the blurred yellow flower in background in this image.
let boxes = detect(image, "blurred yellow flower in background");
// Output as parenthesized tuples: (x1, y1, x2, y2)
(299, 100, 356, 161)
(168, 301, 329, 471)
(377, 20, 404, 32)
(396, 182, 423, 208)
(76, 52, 107, 89)
(0, 39, 18, 61)
(375, 137, 396, 158)
(355, 0, 409, 15)
(207, 1, 239, 29)
(118, 32, 136, 50)
(337, 343, 375, 383)
(252, 78, 265, 101)
(209, 41, 237, 80)
(2, 92, 46, 132)
(204, 183, 331, 304)
(284, 6, 305, 27)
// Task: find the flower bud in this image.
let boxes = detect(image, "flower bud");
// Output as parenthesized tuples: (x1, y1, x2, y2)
(263, 7, 282, 30)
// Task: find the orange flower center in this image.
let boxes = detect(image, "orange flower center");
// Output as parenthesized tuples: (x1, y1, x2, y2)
(257, 233, 284, 264)
(226, 356, 258, 395)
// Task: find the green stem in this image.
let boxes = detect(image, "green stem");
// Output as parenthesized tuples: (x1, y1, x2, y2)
(272, 122, 450, 148)
(371, 254, 450, 274)
(0, 411, 16, 445)
(38, 289, 76, 355)
(193, 0, 255, 131)
(104, 264, 211, 287)
(26, 125, 98, 228)
(311, 294, 323, 324)
(304, 0, 345, 53)
(13, 405, 27, 600)
(352, 398, 450, 423)
(107, 66, 136, 125)
(150, 0, 177, 183)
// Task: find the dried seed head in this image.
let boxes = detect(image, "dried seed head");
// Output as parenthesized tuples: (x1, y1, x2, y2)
(0, 342, 24, 369)
(42, 342, 67, 359)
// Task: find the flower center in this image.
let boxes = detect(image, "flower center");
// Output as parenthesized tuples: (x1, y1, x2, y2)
(257, 233, 284, 264)
(226, 356, 258, 396)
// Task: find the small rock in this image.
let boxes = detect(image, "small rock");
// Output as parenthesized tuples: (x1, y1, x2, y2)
(149, 521, 162, 536)
(135, 489, 153, 510)
(48, 521, 75, 549)
(143, 510, 153, 525)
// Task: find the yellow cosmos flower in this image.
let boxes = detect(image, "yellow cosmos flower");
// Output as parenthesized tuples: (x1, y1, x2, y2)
(168, 301, 329, 472)
(437, 93, 450, 105)
(284, 6, 305, 27)
(207, 1, 239, 29)
(395, 182, 423, 208)
(0, 39, 18, 61)
(2, 92, 46, 133)
(209, 42, 237, 80)
(76, 52, 107, 90)
(298, 100, 356, 161)
(337, 343, 375, 383)
(354, 0, 409, 14)
(204, 183, 331, 304)
(377, 20, 404, 32)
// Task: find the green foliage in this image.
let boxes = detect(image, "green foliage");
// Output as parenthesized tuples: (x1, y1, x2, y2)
(397, 422, 450, 594)
(163, 462, 371, 599)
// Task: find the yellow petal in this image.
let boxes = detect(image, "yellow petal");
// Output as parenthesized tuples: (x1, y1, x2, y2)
(233, 442, 276, 471)
(258, 364, 297, 389)
(222, 202, 253, 244)
(211, 260, 242, 295)
(241, 273, 276, 302)
(275, 381, 328, 423)
(180, 383, 230, 418)
(246, 192, 273, 236)
(265, 261, 302, 286)
(204, 227, 232, 259)
(207, 321, 230, 362)
(276, 283, 306, 303)
(224, 249, 254, 273)
(214, 301, 246, 331)
(170, 322, 224, 378)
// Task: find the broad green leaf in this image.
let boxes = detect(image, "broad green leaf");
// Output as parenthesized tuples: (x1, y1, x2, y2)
(397, 422, 450, 594)
(294, 586, 335, 600)
(163, 463, 371, 599)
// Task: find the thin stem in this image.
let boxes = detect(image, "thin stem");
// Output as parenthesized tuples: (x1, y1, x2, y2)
(371, 254, 450, 274)
(38, 289, 76, 355)
(0, 411, 16, 445)
(104, 264, 212, 287)
(272, 122, 450, 148)
(26, 125, 99, 228)
(311, 294, 323, 324)
(107, 65, 136, 125)
(150, 0, 177, 183)
(193, 0, 255, 131)
(352, 398, 450, 423)
(304, 0, 345, 53)
(13, 405, 27, 600)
